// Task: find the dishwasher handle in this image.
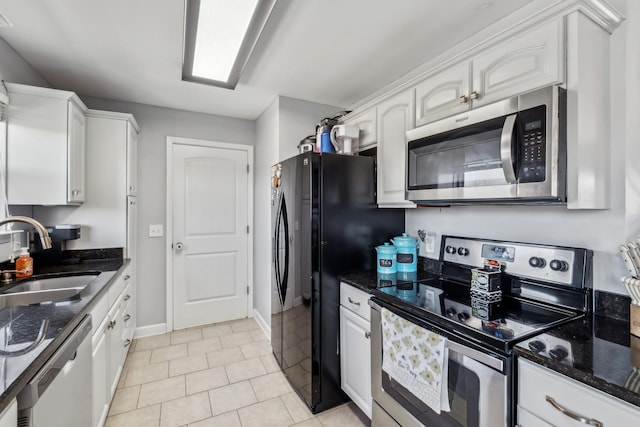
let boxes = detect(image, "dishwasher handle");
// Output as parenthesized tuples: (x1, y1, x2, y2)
(18, 315, 92, 409)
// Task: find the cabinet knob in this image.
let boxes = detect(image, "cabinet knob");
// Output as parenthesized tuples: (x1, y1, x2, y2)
(458, 95, 469, 104)
(365, 331, 371, 339)
(108, 320, 116, 329)
(470, 91, 479, 100)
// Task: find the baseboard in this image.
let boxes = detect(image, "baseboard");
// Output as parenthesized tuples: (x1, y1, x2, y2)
(134, 323, 168, 339)
(253, 310, 271, 341)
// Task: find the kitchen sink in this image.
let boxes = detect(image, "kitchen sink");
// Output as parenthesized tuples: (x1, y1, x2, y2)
(3, 273, 99, 294)
(0, 273, 99, 308)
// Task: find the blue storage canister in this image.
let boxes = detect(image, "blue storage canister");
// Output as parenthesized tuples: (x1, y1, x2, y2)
(391, 233, 419, 272)
(376, 242, 397, 274)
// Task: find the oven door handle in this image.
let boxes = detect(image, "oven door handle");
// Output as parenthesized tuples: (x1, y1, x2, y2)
(500, 113, 518, 184)
(370, 299, 504, 372)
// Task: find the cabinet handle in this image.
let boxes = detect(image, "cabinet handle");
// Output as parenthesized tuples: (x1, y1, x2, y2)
(347, 297, 361, 306)
(124, 339, 131, 348)
(545, 395, 603, 427)
(124, 314, 131, 322)
(124, 275, 131, 281)
(124, 294, 131, 301)
(365, 331, 371, 339)
(108, 320, 116, 330)
(470, 91, 479, 100)
(458, 94, 469, 104)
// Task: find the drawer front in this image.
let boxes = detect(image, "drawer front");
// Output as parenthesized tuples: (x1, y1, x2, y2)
(108, 270, 131, 306)
(340, 282, 371, 321)
(90, 292, 109, 333)
(518, 359, 640, 426)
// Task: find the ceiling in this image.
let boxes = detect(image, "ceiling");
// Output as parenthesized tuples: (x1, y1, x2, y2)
(0, 0, 533, 120)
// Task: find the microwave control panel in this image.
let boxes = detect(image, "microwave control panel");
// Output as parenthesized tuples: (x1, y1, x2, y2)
(518, 105, 546, 183)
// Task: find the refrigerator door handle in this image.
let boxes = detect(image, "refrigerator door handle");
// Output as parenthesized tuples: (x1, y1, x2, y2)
(280, 195, 290, 303)
(274, 196, 282, 302)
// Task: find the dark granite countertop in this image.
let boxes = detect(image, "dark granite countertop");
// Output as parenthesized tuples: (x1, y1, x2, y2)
(0, 251, 127, 413)
(339, 270, 439, 294)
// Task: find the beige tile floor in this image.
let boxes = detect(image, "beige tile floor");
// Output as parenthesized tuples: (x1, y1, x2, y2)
(105, 318, 370, 427)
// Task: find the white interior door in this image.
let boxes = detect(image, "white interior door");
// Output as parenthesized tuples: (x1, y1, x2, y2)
(171, 141, 250, 330)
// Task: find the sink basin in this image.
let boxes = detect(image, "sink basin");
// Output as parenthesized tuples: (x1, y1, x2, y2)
(3, 274, 99, 294)
(0, 273, 99, 308)
(0, 288, 85, 309)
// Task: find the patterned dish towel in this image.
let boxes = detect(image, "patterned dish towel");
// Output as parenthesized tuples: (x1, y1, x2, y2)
(381, 308, 450, 414)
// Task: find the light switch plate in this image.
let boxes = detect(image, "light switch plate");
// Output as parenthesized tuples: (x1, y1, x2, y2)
(149, 224, 164, 238)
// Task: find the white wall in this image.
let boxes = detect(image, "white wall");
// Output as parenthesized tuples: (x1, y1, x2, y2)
(0, 38, 48, 87)
(76, 96, 256, 328)
(408, 0, 635, 297)
(252, 96, 341, 335)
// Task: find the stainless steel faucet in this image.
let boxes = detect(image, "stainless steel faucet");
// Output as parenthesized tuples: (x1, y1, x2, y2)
(0, 216, 52, 250)
(0, 216, 52, 284)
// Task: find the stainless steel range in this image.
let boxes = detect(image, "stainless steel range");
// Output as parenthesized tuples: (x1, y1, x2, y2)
(369, 235, 592, 427)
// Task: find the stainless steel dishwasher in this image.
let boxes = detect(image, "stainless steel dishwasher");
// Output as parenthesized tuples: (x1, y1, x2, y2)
(17, 315, 92, 427)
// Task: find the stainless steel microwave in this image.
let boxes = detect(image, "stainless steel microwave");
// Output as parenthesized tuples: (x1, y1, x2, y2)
(406, 85, 566, 204)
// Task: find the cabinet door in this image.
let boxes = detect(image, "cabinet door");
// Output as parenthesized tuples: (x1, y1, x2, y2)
(107, 299, 125, 399)
(67, 100, 86, 203)
(415, 61, 471, 126)
(342, 107, 377, 150)
(0, 399, 17, 427)
(340, 306, 372, 418)
(126, 123, 138, 196)
(516, 406, 553, 427)
(92, 319, 109, 427)
(472, 18, 565, 108)
(376, 90, 416, 208)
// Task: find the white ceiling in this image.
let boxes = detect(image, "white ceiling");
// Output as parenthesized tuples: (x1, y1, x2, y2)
(0, 0, 533, 120)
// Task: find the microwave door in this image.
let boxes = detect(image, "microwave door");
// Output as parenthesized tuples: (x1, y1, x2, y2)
(407, 116, 517, 203)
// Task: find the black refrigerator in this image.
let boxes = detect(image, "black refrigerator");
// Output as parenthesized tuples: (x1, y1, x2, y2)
(271, 152, 405, 413)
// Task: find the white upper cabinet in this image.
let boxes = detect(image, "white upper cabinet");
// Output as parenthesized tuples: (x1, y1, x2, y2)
(416, 18, 565, 127)
(415, 62, 471, 126)
(6, 83, 88, 205)
(340, 107, 377, 151)
(376, 89, 416, 208)
(472, 18, 565, 108)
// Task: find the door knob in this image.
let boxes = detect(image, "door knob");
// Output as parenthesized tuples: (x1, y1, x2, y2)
(175, 242, 184, 250)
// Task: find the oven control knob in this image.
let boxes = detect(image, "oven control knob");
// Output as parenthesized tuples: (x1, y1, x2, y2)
(550, 260, 569, 272)
(527, 340, 546, 353)
(457, 312, 470, 322)
(528, 257, 546, 268)
(445, 245, 457, 254)
(457, 247, 469, 256)
(549, 345, 569, 361)
(446, 307, 457, 318)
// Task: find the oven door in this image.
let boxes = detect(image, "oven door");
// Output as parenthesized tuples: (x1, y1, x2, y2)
(370, 299, 509, 427)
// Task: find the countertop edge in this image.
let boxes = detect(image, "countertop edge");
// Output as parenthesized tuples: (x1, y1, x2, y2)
(0, 259, 129, 414)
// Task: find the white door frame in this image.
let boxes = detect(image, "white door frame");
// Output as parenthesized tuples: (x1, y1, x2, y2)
(165, 136, 254, 333)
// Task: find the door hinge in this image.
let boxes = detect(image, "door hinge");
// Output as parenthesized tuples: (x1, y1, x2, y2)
(247, 164, 250, 173)
(247, 286, 250, 295)
(247, 225, 250, 234)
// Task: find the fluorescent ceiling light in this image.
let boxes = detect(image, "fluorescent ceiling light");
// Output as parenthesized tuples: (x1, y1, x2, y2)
(183, 0, 276, 89)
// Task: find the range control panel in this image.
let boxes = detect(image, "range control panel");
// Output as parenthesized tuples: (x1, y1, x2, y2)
(441, 236, 585, 286)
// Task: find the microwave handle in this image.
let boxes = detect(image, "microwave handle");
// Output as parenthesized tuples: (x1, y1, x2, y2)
(500, 114, 518, 183)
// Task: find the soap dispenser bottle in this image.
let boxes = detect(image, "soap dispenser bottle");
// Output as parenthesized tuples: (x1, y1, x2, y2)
(16, 247, 33, 278)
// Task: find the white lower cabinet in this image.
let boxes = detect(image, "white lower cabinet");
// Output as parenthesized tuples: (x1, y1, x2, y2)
(0, 399, 17, 427)
(91, 268, 135, 427)
(518, 358, 640, 426)
(339, 283, 372, 418)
